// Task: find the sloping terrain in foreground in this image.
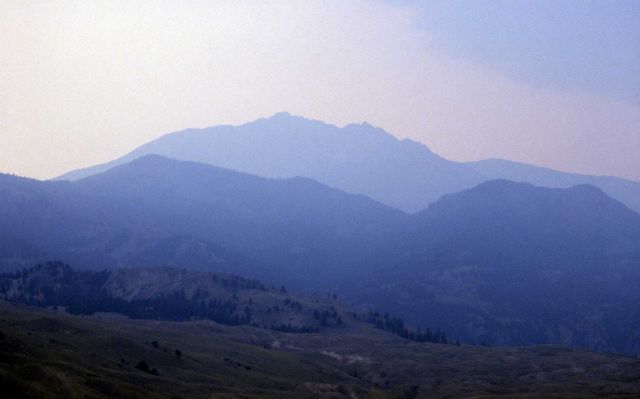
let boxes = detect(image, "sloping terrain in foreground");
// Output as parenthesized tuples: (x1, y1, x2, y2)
(1, 301, 640, 397)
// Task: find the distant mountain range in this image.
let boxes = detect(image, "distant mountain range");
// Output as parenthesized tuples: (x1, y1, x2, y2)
(57, 112, 640, 214)
(2, 154, 640, 353)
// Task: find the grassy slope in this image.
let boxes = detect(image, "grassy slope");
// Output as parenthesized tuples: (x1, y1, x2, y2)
(1, 301, 639, 399)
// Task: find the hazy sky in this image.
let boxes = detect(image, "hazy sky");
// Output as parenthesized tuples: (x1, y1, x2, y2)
(1, 0, 639, 181)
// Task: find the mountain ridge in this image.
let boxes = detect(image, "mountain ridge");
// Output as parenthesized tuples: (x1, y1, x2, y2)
(55, 113, 640, 214)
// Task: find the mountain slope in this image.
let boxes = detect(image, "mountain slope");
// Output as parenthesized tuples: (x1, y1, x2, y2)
(67, 155, 406, 286)
(57, 113, 640, 213)
(1, 156, 406, 288)
(0, 171, 255, 276)
(404, 180, 640, 269)
(355, 180, 640, 353)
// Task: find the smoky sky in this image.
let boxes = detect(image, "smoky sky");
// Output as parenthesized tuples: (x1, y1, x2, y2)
(1, 1, 639, 181)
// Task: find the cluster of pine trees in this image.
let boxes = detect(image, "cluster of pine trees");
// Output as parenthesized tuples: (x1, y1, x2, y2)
(283, 297, 304, 311)
(313, 306, 343, 326)
(213, 274, 266, 291)
(359, 310, 449, 344)
(0, 264, 252, 326)
(269, 324, 319, 333)
(1, 262, 455, 344)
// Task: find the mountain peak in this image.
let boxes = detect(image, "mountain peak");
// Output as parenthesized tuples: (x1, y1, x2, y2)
(263, 111, 318, 124)
(245, 112, 333, 131)
(269, 111, 294, 119)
